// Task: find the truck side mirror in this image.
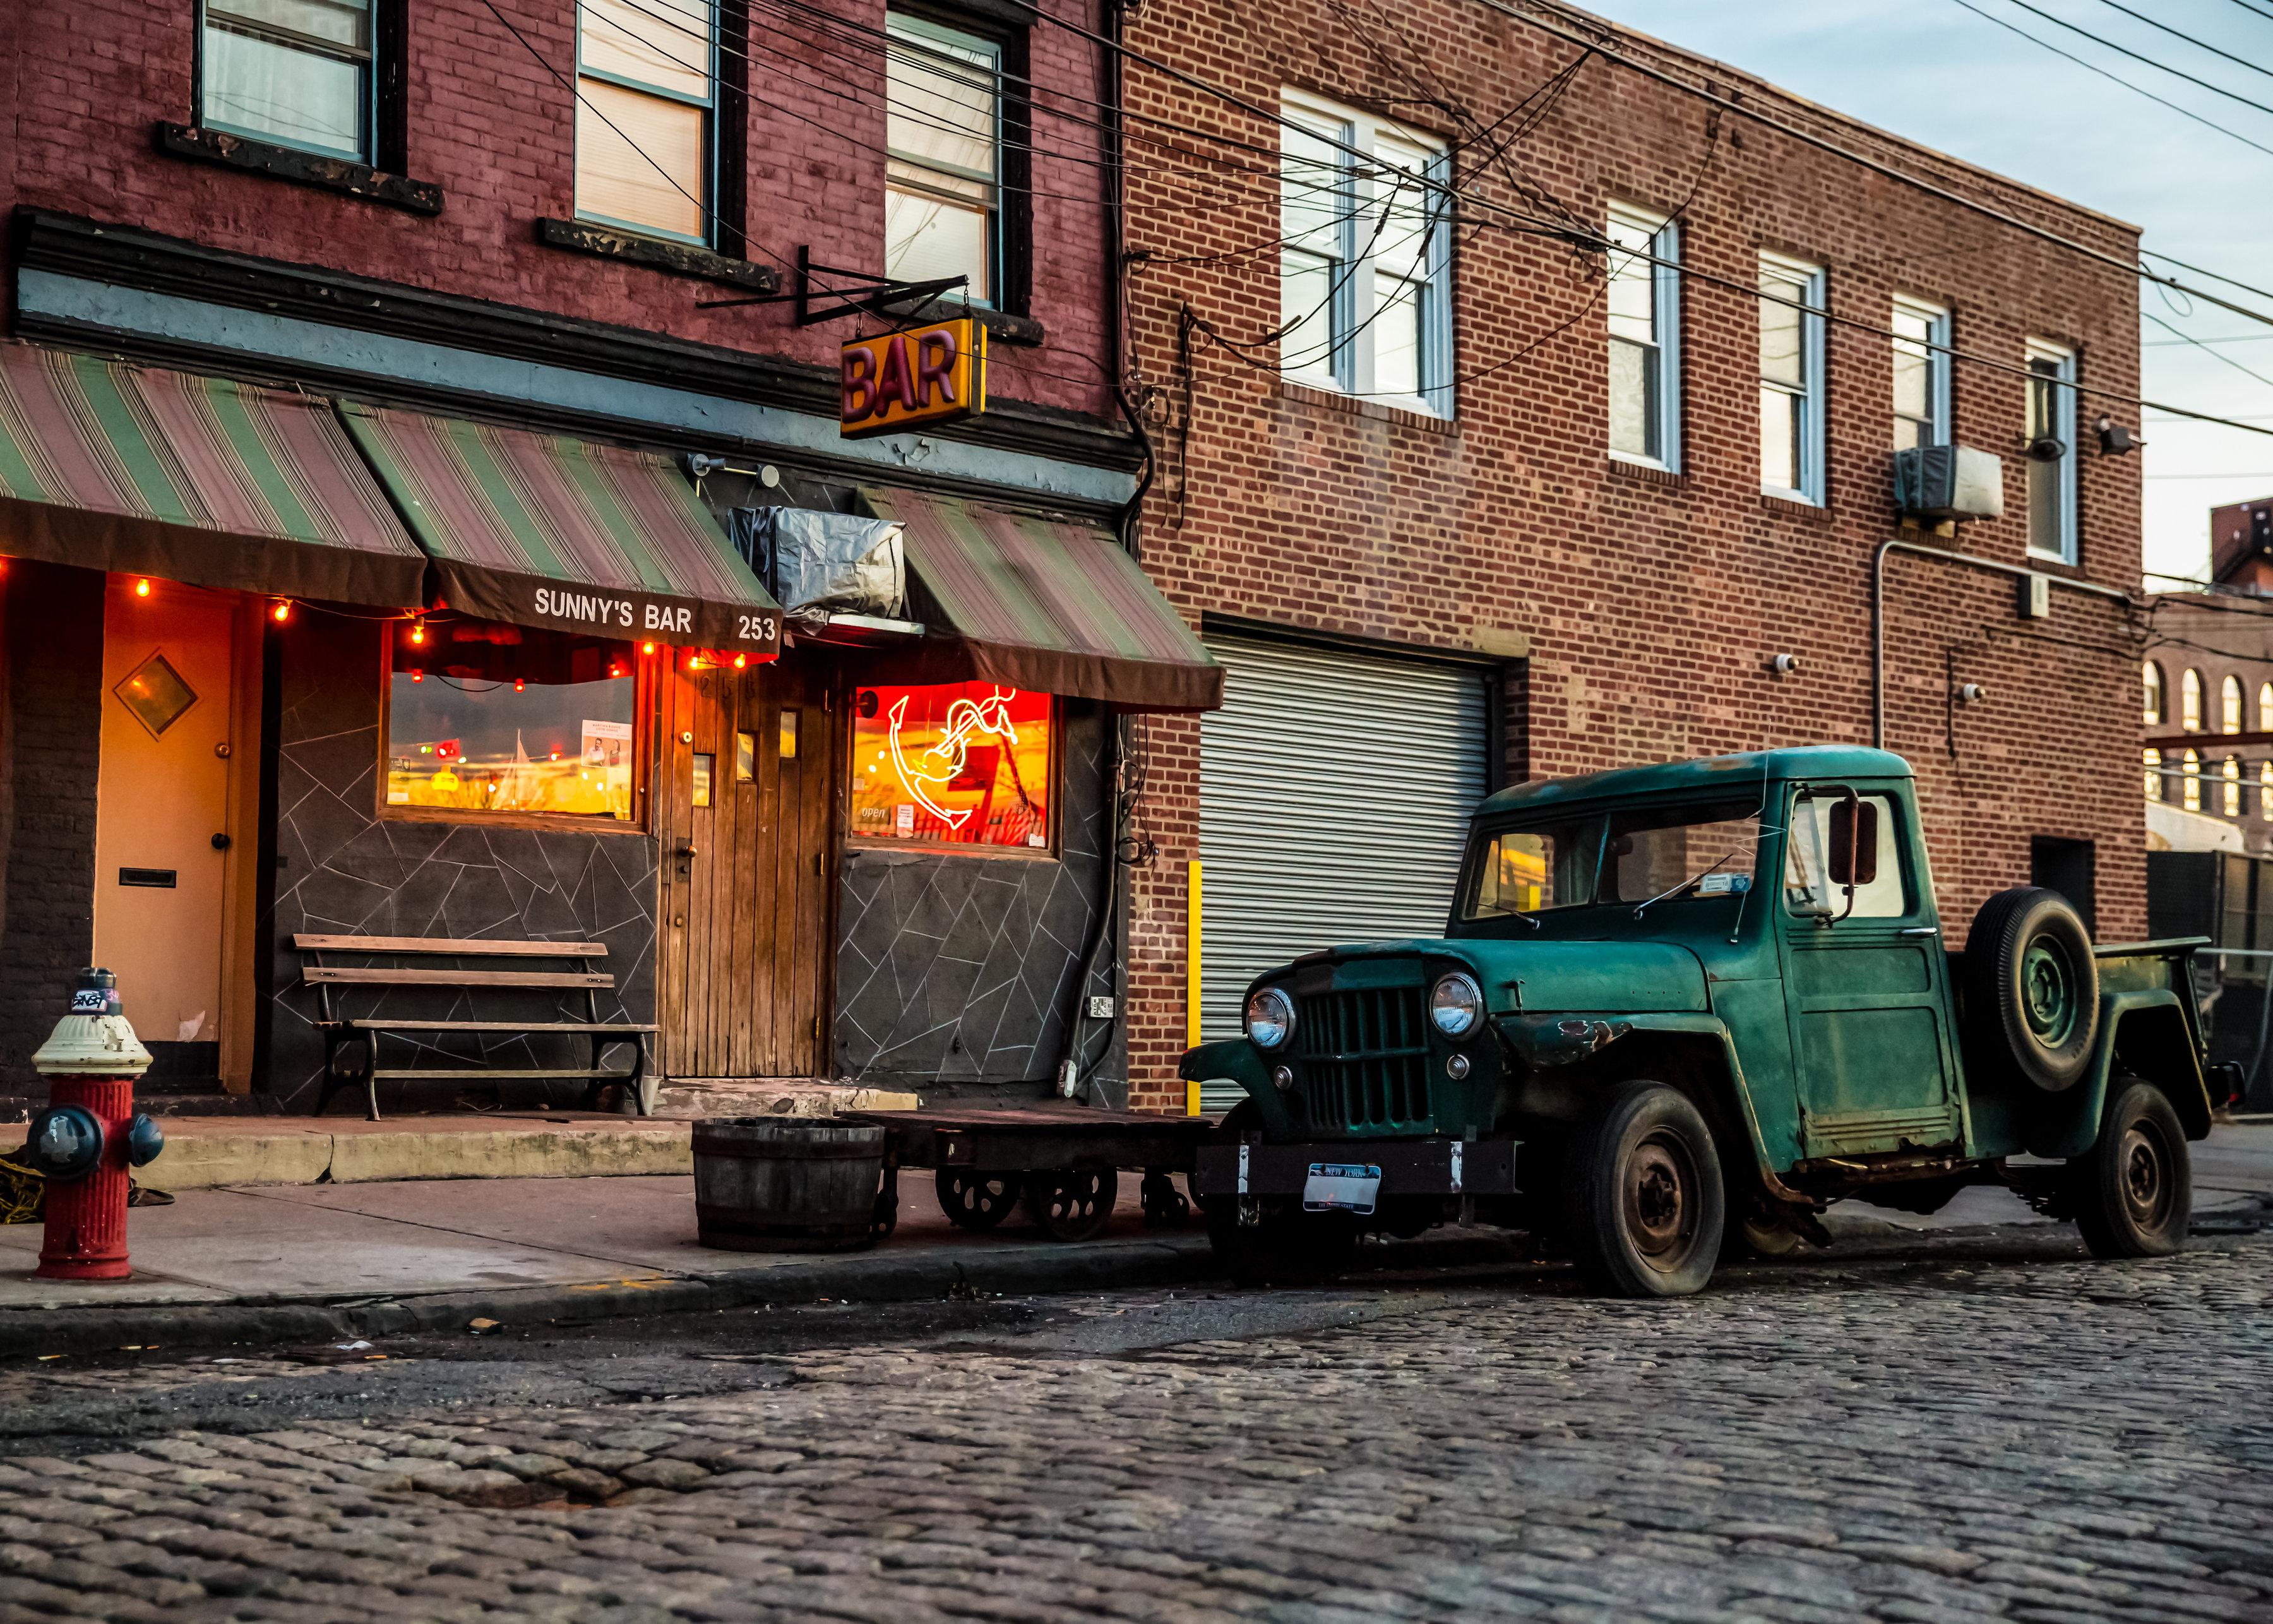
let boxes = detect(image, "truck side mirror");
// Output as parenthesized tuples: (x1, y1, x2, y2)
(1828, 799, 1878, 887)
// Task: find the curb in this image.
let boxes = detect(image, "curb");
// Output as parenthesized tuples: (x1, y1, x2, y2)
(0, 1227, 1541, 1359)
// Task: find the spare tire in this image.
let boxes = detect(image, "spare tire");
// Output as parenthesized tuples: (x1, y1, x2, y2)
(1964, 887, 2098, 1092)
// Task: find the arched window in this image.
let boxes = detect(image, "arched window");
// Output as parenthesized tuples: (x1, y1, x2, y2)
(2183, 669, 2204, 732)
(2222, 677, 2244, 734)
(2260, 760, 2271, 820)
(2184, 749, 2202, 810)
(2224, 756, 2242, 816)
(2259, 681, 2272, 732)
(2145, 748, 2164, 801)
(2144, 661, 2166, 727)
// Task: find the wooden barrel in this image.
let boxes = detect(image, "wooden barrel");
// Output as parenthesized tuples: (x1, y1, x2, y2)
(692, 1118, 886, 1253)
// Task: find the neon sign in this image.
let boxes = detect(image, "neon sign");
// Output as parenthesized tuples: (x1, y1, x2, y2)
(886, 688, 1020, 831)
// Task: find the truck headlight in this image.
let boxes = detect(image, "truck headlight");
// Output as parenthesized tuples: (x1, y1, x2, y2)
(1245, 986, 1296, 1051)
(1429, 972, 1484, 1037)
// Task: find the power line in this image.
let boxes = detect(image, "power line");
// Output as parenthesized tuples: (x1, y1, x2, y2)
(2092, 0, 2273, 85)
(1992, 0, 2273, 121)
(2143, 309, 2273, 394)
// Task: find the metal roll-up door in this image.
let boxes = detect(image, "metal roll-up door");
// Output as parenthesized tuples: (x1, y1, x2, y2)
(1197, 633, 1490, 1101)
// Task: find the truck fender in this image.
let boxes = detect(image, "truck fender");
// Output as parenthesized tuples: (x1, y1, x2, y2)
(2022, 989, 2214, 1161)
(1178, 1039, 1298, 1137)
(1578, 1013, 1810, 1207)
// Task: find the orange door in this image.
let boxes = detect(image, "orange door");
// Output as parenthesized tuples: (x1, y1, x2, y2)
(93, 576, 240, 1058)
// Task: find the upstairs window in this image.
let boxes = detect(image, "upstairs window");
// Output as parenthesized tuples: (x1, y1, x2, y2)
(576, 0, 716, 243)
(2144, 748, 2163, 802)
(2183, 749, 2202, 812)
(1759, 253, 1827, 504)
(2260, 679, 2273, 731)
(2142, 660, 2164, 727)
(2224, 674, 2245, 735)
(2183, 667, 2204, 732)
(2225, 756, 2244, 818)
(1280, 93, 1453, 415)
(200, 0, 374, 160)
(2025, 338, 2079, 563)
(1607, 204, 1681, 470)
(1891, 296, 1950, 451)
(885, 15, 1004, 306)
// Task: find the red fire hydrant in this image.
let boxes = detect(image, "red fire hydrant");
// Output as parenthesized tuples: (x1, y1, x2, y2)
(30, 968, 156, 1281)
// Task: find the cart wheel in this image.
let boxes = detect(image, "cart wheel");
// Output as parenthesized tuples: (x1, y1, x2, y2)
(1023, 1167, 1118, 1242)
(873, 1167, 900, 1239)
(936, 1169, 1017, 1231)
(1140, 1170, 1191, 1226)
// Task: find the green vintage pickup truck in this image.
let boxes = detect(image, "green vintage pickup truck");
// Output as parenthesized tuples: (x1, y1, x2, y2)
(1184, 746, 2234, 1296)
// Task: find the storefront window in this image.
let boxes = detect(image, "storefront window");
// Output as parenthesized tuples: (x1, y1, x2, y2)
(849, 682, 1052, 848)
(386, 618, 639, 821)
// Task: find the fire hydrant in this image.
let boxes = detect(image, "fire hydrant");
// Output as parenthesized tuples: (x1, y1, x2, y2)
(28, 968, 159, 1281)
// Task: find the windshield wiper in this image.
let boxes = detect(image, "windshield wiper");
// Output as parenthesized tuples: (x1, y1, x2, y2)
(1633, 852, 1735, 920)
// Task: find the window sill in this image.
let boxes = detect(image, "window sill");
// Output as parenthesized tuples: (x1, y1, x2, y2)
(1608, 455, 1685, 489)
(155, 123, 443, 215)
(379, 805, 650, 835)
(539, 218, 778, 293)
(1760, 489, 1830, 520)
(1277, 379, 1457, 434)
(876, 294, 1046, 348)
(845, 838, 1059, 863)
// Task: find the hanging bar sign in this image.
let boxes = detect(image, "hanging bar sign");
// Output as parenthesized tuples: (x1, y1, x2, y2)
(840, 317, 987, 439)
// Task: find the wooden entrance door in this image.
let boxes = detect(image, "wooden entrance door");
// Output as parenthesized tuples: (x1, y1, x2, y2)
(93, 576, 249, 1073)
(656, 654, 837, 1078)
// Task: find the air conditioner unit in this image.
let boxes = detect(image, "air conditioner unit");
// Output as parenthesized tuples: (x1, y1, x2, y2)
(1893, 444, 2004, 523)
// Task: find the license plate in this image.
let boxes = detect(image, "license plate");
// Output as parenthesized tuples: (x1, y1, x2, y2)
(1303, 1162, 1381, 1215)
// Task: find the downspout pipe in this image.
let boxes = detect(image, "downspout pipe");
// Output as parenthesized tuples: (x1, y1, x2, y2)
(1870, 535, 2134, 749)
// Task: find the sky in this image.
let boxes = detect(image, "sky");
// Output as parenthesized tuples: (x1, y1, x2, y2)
(1587, 0, 2273, 588)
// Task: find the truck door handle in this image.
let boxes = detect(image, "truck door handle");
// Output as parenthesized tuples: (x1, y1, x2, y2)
(1899, 926, 1938, 936)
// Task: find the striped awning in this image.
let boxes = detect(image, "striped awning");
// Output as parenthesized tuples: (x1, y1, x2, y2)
(859, 489, 1222, 712)
(340, 404, 782, 657)
(0, 343, 425, 606)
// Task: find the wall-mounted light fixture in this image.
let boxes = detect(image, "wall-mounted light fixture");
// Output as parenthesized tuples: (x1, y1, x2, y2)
(1769, 653, 1801, 677)
(1955, 681, 1988, 706)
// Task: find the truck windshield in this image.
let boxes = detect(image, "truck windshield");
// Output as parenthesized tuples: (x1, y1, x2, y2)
(1464, 797, 1765, 919)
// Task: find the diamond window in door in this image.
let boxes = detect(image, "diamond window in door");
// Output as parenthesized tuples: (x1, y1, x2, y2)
(114, 652, 198, 737)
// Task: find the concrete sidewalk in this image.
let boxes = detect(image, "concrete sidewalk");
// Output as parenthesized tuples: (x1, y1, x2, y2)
(4, 1123, 2268, 1358)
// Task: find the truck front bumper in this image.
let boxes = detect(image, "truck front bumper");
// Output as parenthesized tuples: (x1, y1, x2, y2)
(1190, 1138, 1520, 1199)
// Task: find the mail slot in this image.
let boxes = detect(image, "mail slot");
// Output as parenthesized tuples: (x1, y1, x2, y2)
(117, 868, 176, 888)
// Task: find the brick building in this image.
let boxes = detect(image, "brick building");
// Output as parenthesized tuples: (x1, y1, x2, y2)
(1113, 1, 2149, 1109)
(0, 0, 1221, 1113)
(2140, 497, 2273, 854)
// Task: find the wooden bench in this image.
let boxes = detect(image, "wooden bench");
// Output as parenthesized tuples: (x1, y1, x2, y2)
(294, 934, 658, 1121)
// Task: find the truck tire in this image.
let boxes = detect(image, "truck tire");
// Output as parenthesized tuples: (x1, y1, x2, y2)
(2070, 1080, 2190, 1258)
(1964, 887, 2098, 1092)
(1564, 1080, 1724, 1298)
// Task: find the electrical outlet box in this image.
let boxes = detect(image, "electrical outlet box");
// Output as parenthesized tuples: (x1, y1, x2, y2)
(1085, 995, 1116, 1020)
(2017, 571, 2051, 620)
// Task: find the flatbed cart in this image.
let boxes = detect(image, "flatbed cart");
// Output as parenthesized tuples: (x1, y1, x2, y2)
(842, 1105, 1218, 1243)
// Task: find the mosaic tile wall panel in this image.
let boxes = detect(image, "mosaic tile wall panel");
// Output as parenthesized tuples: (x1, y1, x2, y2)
(836, 702, 1127, 1102)
(259, 617, 659, 1112)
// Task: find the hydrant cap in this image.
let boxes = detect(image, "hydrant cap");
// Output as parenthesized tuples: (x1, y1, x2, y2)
(32, 977, 152, 1078)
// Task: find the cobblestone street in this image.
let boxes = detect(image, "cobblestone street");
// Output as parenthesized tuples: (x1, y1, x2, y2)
(1, 1226, 2269, 1623)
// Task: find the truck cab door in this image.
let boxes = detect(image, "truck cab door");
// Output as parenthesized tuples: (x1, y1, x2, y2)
(1778, 784, 1962, 1159)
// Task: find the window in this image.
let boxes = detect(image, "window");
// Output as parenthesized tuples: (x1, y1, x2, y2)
(2143, 661, 2164, 727)
(2144, 748, 2163, 802)
(1784, 791, 1906, 919)
(849, 683, 1052, 849)
(2259, 680, 2272, 731)
(1607, 205, 1681, 469)
(200, 0, 374, 160)
(2260, 760, 2270, 819)
(2224, 674, 2245, 735)
(1280, 93, 1453, 414)
(2025, 338, 2079, 563)
(885, 15, 1004, 306)
(2183, 749, 2202, 812)
(2226, 756, 2245, 818)
(2183, 668, 2204, 732)
(1464, 799, 1762, 919)
(1890, 297, 1950, 451)
(1759, 253, 1827, 503)
(385, 618, 639, 822)
(576, 0, 716, 243)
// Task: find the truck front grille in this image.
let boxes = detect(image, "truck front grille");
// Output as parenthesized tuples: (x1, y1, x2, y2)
(1294, 985, 1432, 1130)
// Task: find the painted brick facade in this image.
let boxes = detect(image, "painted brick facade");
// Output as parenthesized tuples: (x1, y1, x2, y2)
(0, 0, 1115, 424)
(1114, 1, 2148, 1108)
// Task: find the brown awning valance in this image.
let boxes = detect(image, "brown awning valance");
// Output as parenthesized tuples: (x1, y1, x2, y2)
(0, 342, 426, 606)
(857, 489, 1222, 713)
(341, 405, 784, 657)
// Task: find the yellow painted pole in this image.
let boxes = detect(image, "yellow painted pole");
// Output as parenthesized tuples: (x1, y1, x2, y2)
(1185, 859, 1203, 1116)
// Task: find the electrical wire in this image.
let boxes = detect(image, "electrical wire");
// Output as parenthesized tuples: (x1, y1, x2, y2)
(2143, 309, 2273, 393)
(2092, 0, 2273, 85)
(1993, 0, 2273, 117)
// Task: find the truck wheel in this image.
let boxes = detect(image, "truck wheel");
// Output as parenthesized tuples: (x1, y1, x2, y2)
(1565, 1080, 1724, 1297)
(1964, 887, 2098, 1092)
(2071, 1080, 2190, 1258)
(1207, 1205, 1359, 1287)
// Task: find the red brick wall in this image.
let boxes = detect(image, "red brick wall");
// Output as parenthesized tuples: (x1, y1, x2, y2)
(0, 0, 1114, 420)
(1118, 0, 2147, 1108)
